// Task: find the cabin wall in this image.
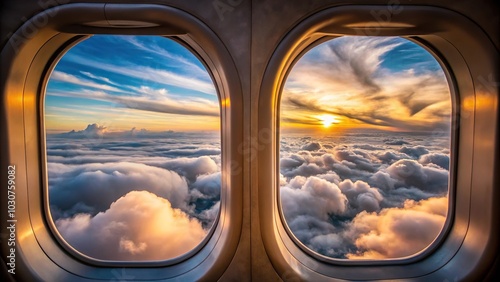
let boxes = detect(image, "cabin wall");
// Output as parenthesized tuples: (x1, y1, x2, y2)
(1, 0, 498, 281)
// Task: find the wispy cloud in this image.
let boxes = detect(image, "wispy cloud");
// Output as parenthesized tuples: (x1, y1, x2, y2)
(48, 88, 219, 117)
(64, 53, 217, 96)
(282, 37, 450, 132)
(79, 71, 120, 86)
(119, 36, 209, 79)
(50, 70, 122, 92)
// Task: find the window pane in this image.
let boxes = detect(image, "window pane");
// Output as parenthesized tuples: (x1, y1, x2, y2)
(45, 35, 221, 261)
(280, 36, 451, 259)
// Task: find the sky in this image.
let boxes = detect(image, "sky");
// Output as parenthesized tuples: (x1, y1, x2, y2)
(280, 36, 451, 259)
(281, 36, 451, 134)
(45, 35, 220, 133)
(45, 35, 452, 261)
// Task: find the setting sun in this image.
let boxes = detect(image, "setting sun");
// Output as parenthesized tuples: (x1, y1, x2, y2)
(319, 114, 338, 128)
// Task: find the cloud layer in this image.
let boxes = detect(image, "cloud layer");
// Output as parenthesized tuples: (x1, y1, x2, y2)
(346, 197, 447, 259)
(57, 191, 207, 260)
(47, 127, 221, 260)
(279, 133, 450, 259)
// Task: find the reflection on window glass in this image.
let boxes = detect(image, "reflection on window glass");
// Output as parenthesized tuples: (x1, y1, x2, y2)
(280, 36, 451, 259)
(45, 35, 221, 261)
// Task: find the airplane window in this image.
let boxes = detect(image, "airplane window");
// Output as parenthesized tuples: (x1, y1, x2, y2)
(279, 36, 451, 260)
(44, 35, 221, 261)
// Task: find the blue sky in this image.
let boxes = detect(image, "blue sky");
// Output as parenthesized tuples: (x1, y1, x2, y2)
(45, 35, 220, 133)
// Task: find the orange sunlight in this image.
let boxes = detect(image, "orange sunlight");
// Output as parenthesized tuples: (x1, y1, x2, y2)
(318, 114, 339, 128)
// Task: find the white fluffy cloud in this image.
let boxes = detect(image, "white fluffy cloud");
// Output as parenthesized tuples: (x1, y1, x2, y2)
(386, 159, 448, 193)
(281, 176, 347, 221)
(49, 162, 190, 219)
(47, 131, 223, 262)
(339, 179, 383, 213)
(419, 153, 450, 170)
(56, 191, 207, 260)
(156, 156, 219, 181)
(346, 197, 447, 259)
(59, 123, 108, 138)
(301, 142, 322, 151)
(278, 134, 451, 259)
(191, 172, 221, 199)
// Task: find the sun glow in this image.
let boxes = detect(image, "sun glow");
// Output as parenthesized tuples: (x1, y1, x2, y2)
(319, 114, 338, 128)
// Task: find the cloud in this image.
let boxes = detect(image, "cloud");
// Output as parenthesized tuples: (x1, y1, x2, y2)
(280, 156, 305, 170)
(156, 156, 219, 182)
(353, 144, 383, 151)
(159, 148, 221, 158)
(49, 162, 190, 219)
(51, 125, 220, 143)
(399, 145, 429, 158)
(56, 191, 207, 261)
(63, 53, 217, 96)
(339, 179, 383, 214)
(368, 171, 398, 191)
(58, 123, 108, 138)
(198, 201, 220, 227)
(308, 233, 345, 258)
(325, 37, 399, 92)
(48, 88, 219, 117)
(277, 133, 451, 259)
(110, 91, 219, 117)
(385, 159, 449, 193)
(286, 215, 337, 245)
(46, 118, 450, 261)
(419, 153, 450, 170)
(346, 197, 447, 259)
(334, 149, 376, 172)
(191, 172, 221, 199)
(374, 150, 411, 164)
(50, 70, 122, 92)
(316, 172, 342, 185)
(301, 142, 322, 151)
(118, 36, 209, 80)
(80, 71, 120, 86)
(281, 36, 451, 132)
(384, 140, 409, 145)
(281, 176, 347, 221)
(282, 163, 326, 178)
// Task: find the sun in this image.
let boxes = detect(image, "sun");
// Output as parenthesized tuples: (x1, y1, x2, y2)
(319, 114, 338, 128)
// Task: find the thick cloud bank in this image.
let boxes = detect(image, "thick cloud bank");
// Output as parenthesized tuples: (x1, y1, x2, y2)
(47, 128, 221, 260)
(346, 197, 447, 259)
(280, 133, 450, 259)
(57, 191, 207, 260)
(49, 162, 189, 219)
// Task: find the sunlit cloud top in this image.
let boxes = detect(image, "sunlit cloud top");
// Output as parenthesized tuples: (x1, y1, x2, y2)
(281, 36, 451, 133)
(45, 35, 219, 133)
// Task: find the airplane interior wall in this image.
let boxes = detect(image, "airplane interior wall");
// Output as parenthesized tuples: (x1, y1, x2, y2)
(1, 0, 499, 281)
